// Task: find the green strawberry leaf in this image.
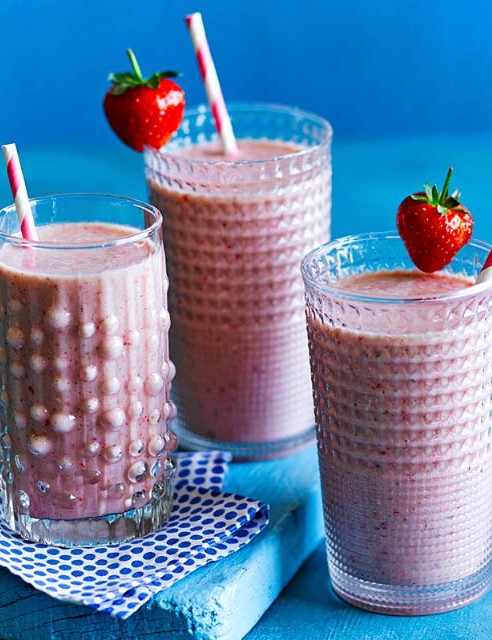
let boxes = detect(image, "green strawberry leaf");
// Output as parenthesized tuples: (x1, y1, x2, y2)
(108, 72, 139, 84)
(111, 85, 132, 96)
(443, 196, 461, 208)
(147, 76, 161, 89)
(155, 71, 182, 79)
(108, 49, 182, 95)
(411, 168, 463, 215)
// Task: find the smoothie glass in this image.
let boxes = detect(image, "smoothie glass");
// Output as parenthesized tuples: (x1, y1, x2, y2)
(301, 232, 492, 614)
(145, 103, 332, 459)
(0, 194, 177, 546)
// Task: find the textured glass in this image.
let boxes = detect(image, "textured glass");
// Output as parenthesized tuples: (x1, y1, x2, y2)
(0, 195, 176, 546)
(145, 104, 332, 458)
(302, 232, 492, 614)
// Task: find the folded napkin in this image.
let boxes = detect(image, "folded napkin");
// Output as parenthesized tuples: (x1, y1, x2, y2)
(0, 451, 269, 619)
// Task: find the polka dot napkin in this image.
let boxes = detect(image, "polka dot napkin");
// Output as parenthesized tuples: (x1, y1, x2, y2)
(0, 451, 269, 619)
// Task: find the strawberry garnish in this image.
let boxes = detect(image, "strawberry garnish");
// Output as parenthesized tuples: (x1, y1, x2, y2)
(396, 167, 473, 273)
(103, 49, 185, 152)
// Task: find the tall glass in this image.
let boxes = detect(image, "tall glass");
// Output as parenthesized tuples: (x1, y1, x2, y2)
(302, 232, 492, 614)
(0, 195, 177, 546)
(145, 103, 332, 459)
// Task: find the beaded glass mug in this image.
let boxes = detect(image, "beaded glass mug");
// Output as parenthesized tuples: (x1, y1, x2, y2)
(0, 194, 177, 546)
(145, 103, 332, 459)
(302, 232, 492, 614)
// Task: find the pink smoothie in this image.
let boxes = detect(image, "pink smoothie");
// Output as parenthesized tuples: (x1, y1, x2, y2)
(0, 222, 175, 521)
(173, 140, 303, 161)
(307, 269, 492, 589)
(148, 139, 331, 449)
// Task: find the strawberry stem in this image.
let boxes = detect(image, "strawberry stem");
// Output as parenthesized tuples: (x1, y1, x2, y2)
(127, 49, 143, 82)
(439, 167, 453, 204)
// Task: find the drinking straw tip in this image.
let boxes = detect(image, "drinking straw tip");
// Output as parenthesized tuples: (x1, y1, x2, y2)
(1, 143, 15, 159)
(2, 142, 38, 241)
(184, 11, 237, 155)
(185, 13, 200, 25)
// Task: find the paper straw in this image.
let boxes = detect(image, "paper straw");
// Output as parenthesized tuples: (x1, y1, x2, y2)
(477, 250, 492, 283)
(185, 12, 238, 156)
(2, 144, 38, 241)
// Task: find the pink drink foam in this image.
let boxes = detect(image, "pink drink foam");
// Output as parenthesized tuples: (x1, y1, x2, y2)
(149, 139, 331, 446)
(0, 222, 175, 520)
(173, 140, 301, 161)
(307, 269, 492, 587)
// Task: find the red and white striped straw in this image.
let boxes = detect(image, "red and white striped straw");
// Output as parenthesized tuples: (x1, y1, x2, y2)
(2, 143, 38, 241)
(185, 12, 238, 156)
(477, 250, 492, 284)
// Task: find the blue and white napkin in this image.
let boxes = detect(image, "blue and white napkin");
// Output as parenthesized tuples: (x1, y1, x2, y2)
(0, 451, 269, 619)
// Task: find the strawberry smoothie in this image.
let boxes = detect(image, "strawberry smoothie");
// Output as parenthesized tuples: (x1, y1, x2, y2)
(145, 104, 332, 458)
(0, 196, 177, 546)
(302, 234, 492, 614)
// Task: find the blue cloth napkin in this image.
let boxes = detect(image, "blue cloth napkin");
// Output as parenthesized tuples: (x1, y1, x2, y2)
(0, 451, 269, 618)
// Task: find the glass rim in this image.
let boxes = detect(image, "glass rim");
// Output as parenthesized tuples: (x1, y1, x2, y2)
(144, 101, 332, 166)
(301, 230, 492, 305)
(0, 193, 162, 250)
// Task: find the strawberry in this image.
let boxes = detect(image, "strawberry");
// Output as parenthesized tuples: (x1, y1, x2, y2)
(396, 167, 473, 273)
(103, 49, 185, 152)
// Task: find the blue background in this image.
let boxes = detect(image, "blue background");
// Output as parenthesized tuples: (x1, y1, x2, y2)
(2, 0, 492, 144)
(1, 0, 492, 240)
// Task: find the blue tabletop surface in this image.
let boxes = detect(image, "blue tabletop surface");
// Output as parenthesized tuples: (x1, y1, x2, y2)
(247, 543, 492, 640)
(1, 136, 492, 639)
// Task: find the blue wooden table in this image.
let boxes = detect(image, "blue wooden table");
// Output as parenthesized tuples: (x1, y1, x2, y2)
(1, 136, 492, 639)
(247, 543, 492, 640)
